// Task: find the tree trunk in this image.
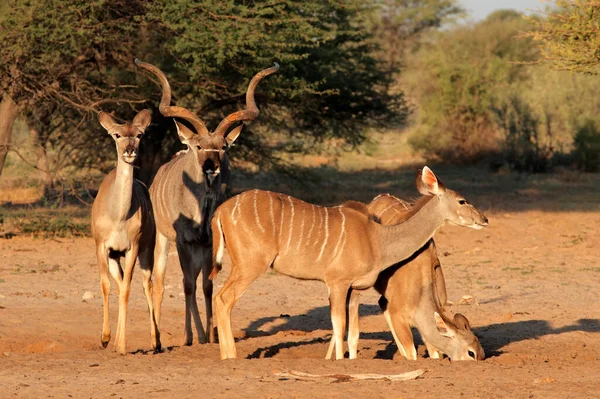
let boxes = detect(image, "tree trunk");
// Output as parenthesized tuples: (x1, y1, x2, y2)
(29, 126, 53, 197)
(0, 95, 19, 177)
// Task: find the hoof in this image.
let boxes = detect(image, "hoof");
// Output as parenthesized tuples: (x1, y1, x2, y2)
(101, 336, 110, 348)
(153, 341, 162, 354)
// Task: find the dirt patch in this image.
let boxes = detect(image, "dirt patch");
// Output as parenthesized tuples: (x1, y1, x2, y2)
(0, 207, 599, 398)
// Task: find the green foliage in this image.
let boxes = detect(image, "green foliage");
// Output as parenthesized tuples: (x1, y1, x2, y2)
(407, 11, 537, 163)
(1, 0, 410, 185)
(524, 0, 600, 74)
(493, 96, 552, 172)
(144, 1, 406, 152)
(573, 119, 600, 171)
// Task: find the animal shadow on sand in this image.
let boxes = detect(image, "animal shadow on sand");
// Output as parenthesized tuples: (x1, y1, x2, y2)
(242, 304, 600, 359)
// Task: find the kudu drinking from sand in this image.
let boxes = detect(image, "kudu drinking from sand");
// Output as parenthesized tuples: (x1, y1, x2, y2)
(136, 60, 279, 347)
(325, 194, 485, 361)
(210, 167, 488, 360)
(91, 110, 158, 355)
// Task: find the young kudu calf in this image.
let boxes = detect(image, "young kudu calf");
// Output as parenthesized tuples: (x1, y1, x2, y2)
(91, 110, 158, 354)
(210, 167, 488, 360)
(136, 60, 278, 347)
(328, 194, 484, 361)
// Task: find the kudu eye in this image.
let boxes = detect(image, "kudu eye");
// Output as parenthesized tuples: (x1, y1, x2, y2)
(196, 145, 202, 150)
(468, 350, 475, 359)
(113, 133, 121, 139)
(459, 199, 467, 205)
(136, 133, 143, 139)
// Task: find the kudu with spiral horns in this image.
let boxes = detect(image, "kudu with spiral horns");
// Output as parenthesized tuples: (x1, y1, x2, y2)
(136, 59, 279, 348)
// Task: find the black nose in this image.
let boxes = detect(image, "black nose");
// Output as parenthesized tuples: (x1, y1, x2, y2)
(483, 216, 489, 224)
(125, 145, 136, 155)
(203, 159, 219, 174)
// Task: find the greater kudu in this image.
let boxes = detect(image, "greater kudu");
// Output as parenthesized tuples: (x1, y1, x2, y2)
(210, 167, 488, 360)
(91, 110, 158, 355)
(326, 194, 485, 361)
(136, 60, 279, 347)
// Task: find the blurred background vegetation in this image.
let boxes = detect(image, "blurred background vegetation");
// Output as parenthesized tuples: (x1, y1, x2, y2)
(0, 0, 599, 236)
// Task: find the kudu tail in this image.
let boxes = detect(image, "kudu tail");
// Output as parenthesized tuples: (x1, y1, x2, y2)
(209, 216, 225, 280)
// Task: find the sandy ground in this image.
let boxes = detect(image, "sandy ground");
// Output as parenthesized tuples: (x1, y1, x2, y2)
(1, 200, 600, 397)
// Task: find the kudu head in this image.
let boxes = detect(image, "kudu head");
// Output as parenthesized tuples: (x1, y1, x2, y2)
(416, 166, 488, 230)
(434, 312, 485, 361)
(135, 59, 279, 187)
(98, 109, 152, 165)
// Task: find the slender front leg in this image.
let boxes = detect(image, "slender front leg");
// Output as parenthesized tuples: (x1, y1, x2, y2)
(152, 232, 170, 330)
(379, 296, 417, 360)
(96, 245, 111, 348)
(200, 248, 215, 343)
(177, 241, 207, 345)
(139, 244, 160, 352)
(114, 247, 138, 355)
(327, 284, 350, 360)
(347, 288, 361, 359)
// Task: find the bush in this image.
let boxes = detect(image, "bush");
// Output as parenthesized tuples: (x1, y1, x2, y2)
(493, 96, 553, 172)
(573, 120, 600, 172)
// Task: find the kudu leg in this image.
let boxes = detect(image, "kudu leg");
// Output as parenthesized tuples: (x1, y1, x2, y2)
(152, 232, 169, 330)
(114, 248, 137, 355)
(139, 245, 161, 352)
(199, 248, 215, 343)
(379, 297, 417, 360)
(346, 289, 361, 359)
(176, 241, 207, 345)
(327, 284, 350, 360)
(96, 246, 111, 348)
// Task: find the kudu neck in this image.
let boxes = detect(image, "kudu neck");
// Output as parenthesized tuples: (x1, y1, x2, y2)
(413, 301, 454, 357)
(109, 158, 135, 221)
(377, 195, 446, 270)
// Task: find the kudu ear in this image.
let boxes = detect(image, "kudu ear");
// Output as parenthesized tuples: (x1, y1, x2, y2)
(132, 109, 152, 131)
(98, 112, 118, 134)
(416, 166, 446, 196)
(434, 312, 456, 338)
(225, 124, 243, 147)
(174, 119, 195, 145)
(453, 313, 472, 332)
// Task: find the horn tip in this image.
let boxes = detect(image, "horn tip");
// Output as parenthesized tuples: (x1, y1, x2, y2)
(273, 62, 280, 69)
(134, 58, 142, 65)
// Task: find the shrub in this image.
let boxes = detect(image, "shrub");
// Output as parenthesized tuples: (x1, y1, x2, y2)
(573, 119, 600, 172)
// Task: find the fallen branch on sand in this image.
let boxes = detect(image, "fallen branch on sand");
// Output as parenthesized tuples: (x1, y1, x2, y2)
(273, 369, 426, 382)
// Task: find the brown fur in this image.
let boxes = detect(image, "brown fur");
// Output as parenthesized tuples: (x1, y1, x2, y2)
(368, 195, 484, 361)
(211, 168, 488, 360)
(91, 110, 158, 354)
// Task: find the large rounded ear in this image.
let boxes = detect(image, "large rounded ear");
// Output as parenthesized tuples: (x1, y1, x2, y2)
(434, 312, 456, 338)
(453, 313, 472, 332)
(132, 109, 152, 131)
(225, 124, 243, 147)
(98, 112, 118, 134)
(415, 166, 446, 196)
(174, 119, 195, 145)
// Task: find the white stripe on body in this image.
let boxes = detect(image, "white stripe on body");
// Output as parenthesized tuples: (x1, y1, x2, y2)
(253, 190, 265, 233)
(268, 193, 275, 238)
(316, 208, 329, 261)
(306, 205, 316, 243)
(297, 205, 305, 249)
(231, 195, 241, 225)
(331, 207, 346, 260)
(285, 196, 295, 253)
(313, 207, 323, 246)
(279, 196, 285, 241)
